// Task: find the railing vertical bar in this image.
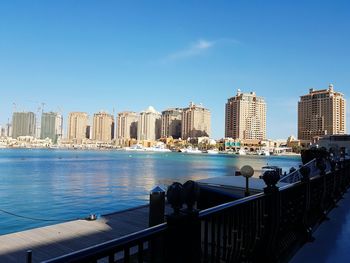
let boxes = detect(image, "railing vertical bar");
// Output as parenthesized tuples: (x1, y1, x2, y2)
(124, 247, 130, 263)
(237, 207, 242, 260)
(108, 253, 114, 263)
(204, 220, 209, 262)
(228, 211, 233, 247)
(211, 217, 216, 263)
(232, 210, 238, 261)
(216, 215, 221, 262)
(222, 213, 227, 260)
(137, 242, 143, 263)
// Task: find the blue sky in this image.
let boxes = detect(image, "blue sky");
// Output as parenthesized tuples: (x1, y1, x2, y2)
(0, 0, 349, 139)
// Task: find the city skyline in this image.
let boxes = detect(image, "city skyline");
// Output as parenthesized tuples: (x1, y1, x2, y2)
(0, 86, 348, 140)
(0, 1, 350, 139)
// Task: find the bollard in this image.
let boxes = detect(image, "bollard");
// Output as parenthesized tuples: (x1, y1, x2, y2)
(149, 186, 165, 227)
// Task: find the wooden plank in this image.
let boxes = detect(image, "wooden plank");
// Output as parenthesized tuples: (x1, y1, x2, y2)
(0, 204, 169, 263)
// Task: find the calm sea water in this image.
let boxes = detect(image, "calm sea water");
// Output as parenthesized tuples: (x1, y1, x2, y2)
(0, 149, 301, 235)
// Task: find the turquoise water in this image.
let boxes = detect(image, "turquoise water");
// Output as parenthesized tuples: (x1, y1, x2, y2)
(0, 149, 301, 235)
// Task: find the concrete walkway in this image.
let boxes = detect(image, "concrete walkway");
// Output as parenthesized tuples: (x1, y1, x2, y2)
(291, 191, 350, 263)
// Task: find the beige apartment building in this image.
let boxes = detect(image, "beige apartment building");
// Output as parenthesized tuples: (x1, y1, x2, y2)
(92, 112, 114, 142)
(67, 112, 89, 143)
(182, 102, 211, 139)
(161, 108, 182, 139)
(298, 84, 346, 141)
(137, 106, 161, 141)
(117, 111, 138, 139)
(225, 90, 266, 140)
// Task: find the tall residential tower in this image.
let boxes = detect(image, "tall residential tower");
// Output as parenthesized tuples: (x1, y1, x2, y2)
(92, 112, 115, 142)
(225, 90, 266, 140)
(161, 108, 182, 139)
(117, 111, 138, 139)
(137, 106, 161, 141)
(67, 112, 89, 143)
(11, 112, 36, 139)
(298, 84, 346, 141)
(181, 102, 211, 139)
(40, 112, 63, 144)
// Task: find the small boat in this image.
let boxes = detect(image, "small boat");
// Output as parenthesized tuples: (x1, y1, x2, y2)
(207, 149, 219, 154)
(237, 148, 246, 155)
(145, 143, 171, 152)
(182, 146, 202, 154)
(124, 144, 145, 151)
(256, 148, 270, 156)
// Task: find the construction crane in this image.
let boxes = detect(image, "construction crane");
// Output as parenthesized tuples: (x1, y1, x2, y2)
(57, 106, 63, 115)
(41, 102, 46, 114)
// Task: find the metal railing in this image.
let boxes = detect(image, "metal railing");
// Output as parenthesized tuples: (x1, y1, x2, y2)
(34, 157, 350, 263)
(41, 223, 167, 263)
(197, 159, 350, 262)
(278, 158, 331, 184)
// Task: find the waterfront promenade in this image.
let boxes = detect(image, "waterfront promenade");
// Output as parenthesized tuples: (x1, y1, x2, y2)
(291, 191, 350, 263)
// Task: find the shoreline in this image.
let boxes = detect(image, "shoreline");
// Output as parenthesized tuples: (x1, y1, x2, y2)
(0, 146, 301, 156)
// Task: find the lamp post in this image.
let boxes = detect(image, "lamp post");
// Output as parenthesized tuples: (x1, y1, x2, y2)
(241, 165, 254, 196)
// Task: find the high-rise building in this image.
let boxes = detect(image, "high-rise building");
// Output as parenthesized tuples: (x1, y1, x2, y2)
(11, 112, 36, 139)
(5, 123, 12, 137)
(67, 112, 89, 143)
(161, 108, 182, 139)
(92, 112, 114, 142)
(117, 111, 138, 139)
(137, 106, 161, 141)
(0, 125, 4, 137)
(182, 102, 211, 139)
(40, 112, 63, 144)
(225, 90, 266, 140)
(298, 84, 346, 141)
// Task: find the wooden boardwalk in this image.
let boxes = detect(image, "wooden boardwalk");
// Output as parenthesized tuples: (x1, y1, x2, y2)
(0, 205, 172, 263)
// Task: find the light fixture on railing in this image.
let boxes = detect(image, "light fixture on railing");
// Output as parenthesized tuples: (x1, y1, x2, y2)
(241, 165, 254, 197)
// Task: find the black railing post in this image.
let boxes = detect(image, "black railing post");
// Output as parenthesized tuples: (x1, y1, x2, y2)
(26, 250, 32, 263)
(300, 166, 314, 242)
(259, 170, 281, 262)
(329, 160, 339, 208)
(149, 186, 165, 227)
(149, 186, 166, 263)
(317, 158, 329, 220)
(165, 181, 201, 263)
(339, 161, 347, 194)
(344, 160, 350, 188)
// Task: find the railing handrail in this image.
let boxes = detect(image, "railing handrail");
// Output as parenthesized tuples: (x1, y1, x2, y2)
(278, 158, 317, 184)
(41, 222, 168, 263)
(199, 192, 265, 218)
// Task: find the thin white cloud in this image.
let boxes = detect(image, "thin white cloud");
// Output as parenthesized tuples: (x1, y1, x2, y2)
(165, 39, 214, 61)
(162, 38, 239, 63)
